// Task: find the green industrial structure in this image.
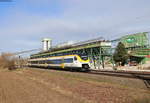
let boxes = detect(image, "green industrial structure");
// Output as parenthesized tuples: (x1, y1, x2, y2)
(30, 32, 150, 69)
(117, 32, 150, 64)
(31, 38, 112, 69)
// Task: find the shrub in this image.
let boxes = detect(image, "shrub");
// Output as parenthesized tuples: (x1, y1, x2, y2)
(0, 53, 16, 70)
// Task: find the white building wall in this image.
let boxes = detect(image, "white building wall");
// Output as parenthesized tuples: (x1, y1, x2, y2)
(42, 38, 52, 51)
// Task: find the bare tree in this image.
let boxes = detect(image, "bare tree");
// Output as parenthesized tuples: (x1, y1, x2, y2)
(0, 53, 16, 70)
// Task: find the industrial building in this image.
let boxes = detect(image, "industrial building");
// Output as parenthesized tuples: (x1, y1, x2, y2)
(30, 32, 150, 70)
(113, 32, 150, 65)
(31, 37, 112, 69)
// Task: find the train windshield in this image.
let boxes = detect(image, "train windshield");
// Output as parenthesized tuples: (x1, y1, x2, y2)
(80, 55, 88, 60)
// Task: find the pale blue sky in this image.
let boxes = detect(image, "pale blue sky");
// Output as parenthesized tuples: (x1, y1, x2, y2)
(0, 0, 150, 53)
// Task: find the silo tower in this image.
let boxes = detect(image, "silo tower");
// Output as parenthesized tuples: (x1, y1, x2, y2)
(42, 38, 52, 51)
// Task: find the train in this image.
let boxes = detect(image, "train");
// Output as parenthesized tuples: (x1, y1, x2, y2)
(28, 54, 90, 71)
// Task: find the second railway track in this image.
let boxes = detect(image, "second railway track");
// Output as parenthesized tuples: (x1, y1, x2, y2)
(89, 70, 150, 89)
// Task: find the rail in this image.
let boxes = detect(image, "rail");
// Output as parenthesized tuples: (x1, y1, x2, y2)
(90, 70, 150, 89)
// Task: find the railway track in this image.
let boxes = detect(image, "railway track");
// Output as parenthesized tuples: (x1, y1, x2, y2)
(89, 70, 150, 89)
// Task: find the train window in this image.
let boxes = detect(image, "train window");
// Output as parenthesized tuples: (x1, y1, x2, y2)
(47, 59, 62, 64)
(81, 55, 88, 60)
(64, 58, 73, 63)
(45, 60, 48, 64)
(56, 59, 62, 64)
(47, 60, 53, 64)
(38, 60, 46, 64)
(32, 61, 38, 64)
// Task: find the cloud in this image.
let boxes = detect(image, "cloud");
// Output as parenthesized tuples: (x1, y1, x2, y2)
(0, 0, 150, 52)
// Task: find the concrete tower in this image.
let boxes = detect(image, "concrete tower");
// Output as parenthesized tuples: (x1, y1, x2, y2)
(42, 38, 52, 51)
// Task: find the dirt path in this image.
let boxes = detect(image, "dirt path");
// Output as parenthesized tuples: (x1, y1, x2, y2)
(0, 68, 149, 103)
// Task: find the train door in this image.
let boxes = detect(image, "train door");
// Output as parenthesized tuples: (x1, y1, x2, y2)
(61, 57, 65, 68)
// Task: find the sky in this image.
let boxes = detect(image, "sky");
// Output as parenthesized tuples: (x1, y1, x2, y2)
(0, 0, 150, 53)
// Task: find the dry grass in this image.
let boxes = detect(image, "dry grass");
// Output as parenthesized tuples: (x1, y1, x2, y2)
(18, 68, 150, 103)
(143, 66, 150, 70)
(0, 68, 149, 103)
